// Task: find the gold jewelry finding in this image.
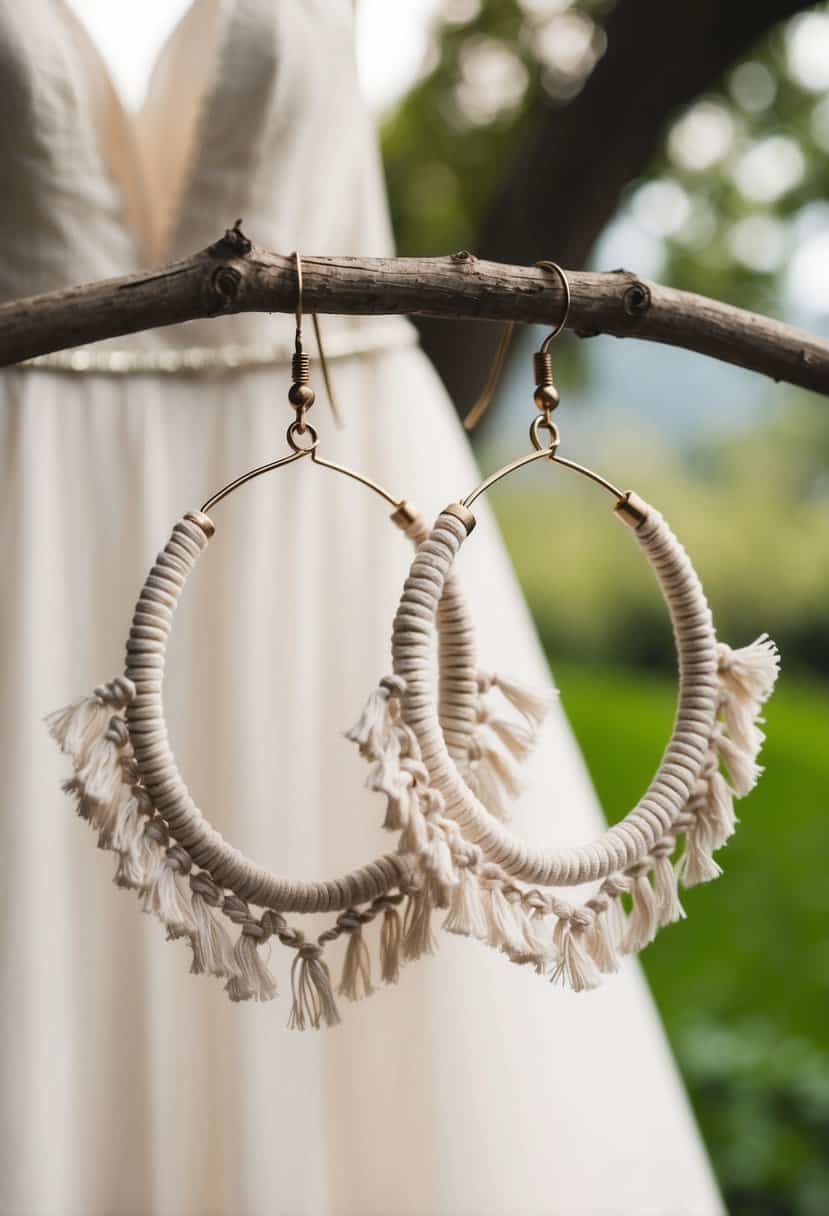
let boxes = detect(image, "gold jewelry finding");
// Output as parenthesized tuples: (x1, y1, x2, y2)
(463, 259, 571, 433)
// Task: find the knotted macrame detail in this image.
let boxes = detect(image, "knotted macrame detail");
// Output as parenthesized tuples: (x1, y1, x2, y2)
(347, 620, 778, 993)
(341, 502, 782, 995)
(46, 497, 780, 1026)
(462, 672, 555, 821)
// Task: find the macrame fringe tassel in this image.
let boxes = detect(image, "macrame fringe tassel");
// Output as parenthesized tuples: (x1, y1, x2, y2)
(675, 636, 779, 891)
(716, 730, 762, 798)
(585, 893, 625, 974)
(373, 751, 414, 834)
(142, 849, 196, 940)
(488, 673, 555, 728)
(698, 769, 737, 852)
(226, 930, 278, 1003)
(676, 822, 723, 888)
(77, 730, 125, 812)
(551, 915, 601, 992)
(289, 947, 341, 1030)
(652, 850, 686, 926)
(60, 718, 134, 848)
(402, 889, 436, 961)
(506, 896, 553, 967)
(399, 801, 429, 855)
(45, 676, 135, 764)
(339, 929, 374, 1002)
(346, 676, 404, 762)
(624, 867, 660, 952)
(483, 881, 528, 958)
(487, 714, 538, 762)
(443, 865, 488, 940)
(113, 803, 164, 890)
(367, 727, 403, 800)
(719, 634, 780, 708)
(46, 698, 112, 769)
(380, 903, 403, 985)
(108, 782, 143, 855)
(465, 724, 525, 821)
(188, 891, 238, 979)
(716, 635, 780, 795)
(421, 828, 458, 909)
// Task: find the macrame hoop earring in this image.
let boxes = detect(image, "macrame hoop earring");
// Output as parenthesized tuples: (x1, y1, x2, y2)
(350, 263, 780, 990)
(46, 256, 550, 1026)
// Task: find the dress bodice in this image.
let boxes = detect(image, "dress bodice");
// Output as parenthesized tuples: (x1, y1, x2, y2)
(0, 0, 404, 350)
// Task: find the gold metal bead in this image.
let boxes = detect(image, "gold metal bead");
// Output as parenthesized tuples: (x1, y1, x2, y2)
(614, 491, 649, 529)
(390, 500, 420, 531)
(288, 383, 315, 409)
(184, 510, 216, 538)
(533, 383, 561, 412)
(443, 502, 476, 535)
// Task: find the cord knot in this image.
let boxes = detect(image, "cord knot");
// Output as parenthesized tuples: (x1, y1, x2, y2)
(189, 870, 223, 906)
(717, 642, 734, 672)
(570, 907, 593, 932)
(241, 919, 267, 941)
(144, 818, 168, 847)
(104, 715, 130, 747)
(166, 844, 192, 874)
(94, 676, 136, 708)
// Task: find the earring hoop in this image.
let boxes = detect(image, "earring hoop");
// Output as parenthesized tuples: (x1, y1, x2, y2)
(349, 302, 779, 990)
(46, 255, 780, 1019)
(46, 283, 550, 1021)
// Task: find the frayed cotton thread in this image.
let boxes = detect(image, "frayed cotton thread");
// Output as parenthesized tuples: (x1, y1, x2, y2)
(677, 635, 780, 889)
(624, 863, 659, 952)
(142, 843, 196, 940)
(188, 873, 239, 979)
(550, 909, 601, 992)
(337, 911, 375, 1002)
(462, 672, 557, 821)
(289, 945, 341, 1031)
(45, 677, 135, 768)
(226, 925, 278, 1003)
(46, 629, 779, 1016)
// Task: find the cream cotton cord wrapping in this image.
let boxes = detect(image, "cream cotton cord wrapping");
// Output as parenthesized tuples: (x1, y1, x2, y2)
(48, 490, 778, 1025)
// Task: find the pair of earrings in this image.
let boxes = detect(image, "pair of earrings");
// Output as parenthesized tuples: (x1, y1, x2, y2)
(47, 259, 779, 1029)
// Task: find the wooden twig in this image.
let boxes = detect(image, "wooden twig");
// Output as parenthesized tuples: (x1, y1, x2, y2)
(0, 224, 827, 395)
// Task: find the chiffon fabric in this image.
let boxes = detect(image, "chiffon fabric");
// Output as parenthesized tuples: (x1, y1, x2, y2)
(0, 1, 722, 1212)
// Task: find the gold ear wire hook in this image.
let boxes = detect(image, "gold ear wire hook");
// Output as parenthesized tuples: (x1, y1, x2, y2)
(311, 313, 343, 428)
(198, 256, 392, 513)
(463, 260, 571, 433)
(291, 252, 342, 428)
(294, 250, 304, 335)
(463, 321, 515, 432)
(535, 260, 571, 348)
(456, 260, 626, 512)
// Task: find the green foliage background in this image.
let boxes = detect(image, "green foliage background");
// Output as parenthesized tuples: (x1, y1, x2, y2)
(383, 0, 829, 312)
(381, 2, 829, 1211)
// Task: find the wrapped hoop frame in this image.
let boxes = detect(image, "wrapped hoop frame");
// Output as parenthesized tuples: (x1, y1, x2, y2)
(392, 493, 720, 887)
(47, 412, 779, 1017)
(123, 503, 493, 913)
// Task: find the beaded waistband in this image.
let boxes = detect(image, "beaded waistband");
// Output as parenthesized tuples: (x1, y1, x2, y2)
(20, 322, 417, 376)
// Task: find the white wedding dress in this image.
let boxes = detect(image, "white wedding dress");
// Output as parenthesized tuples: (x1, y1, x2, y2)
(0, 2, 722, 1213)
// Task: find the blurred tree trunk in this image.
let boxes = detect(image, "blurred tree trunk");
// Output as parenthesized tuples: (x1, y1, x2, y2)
(417, 0, 811, 416)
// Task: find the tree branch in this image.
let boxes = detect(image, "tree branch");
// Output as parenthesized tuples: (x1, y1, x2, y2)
(0, 232, 826, 395)
(418, 0, 811, 405)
